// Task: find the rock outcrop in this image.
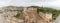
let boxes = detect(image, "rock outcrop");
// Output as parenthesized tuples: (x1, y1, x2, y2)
(0, 6, 52, 23)
(20, 8, 52, 23)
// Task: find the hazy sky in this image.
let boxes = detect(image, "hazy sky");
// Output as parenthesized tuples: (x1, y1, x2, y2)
(0, 0, 60, 9)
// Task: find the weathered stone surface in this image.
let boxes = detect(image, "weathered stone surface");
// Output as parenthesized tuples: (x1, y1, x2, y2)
(21, 8, 52, 23)
(0, 7, 52, 23)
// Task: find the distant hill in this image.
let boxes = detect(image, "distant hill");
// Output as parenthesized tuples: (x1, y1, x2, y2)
(1, 6, 24, 12)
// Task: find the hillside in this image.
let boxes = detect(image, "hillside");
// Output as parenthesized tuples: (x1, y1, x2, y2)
(0, 6, 60, 23)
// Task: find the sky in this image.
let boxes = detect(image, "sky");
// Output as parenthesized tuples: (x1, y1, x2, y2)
(0, 0, 60, 9)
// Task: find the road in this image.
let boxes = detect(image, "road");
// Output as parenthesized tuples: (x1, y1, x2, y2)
(54, 15, 60, 23)
(0, 13, 8, 23)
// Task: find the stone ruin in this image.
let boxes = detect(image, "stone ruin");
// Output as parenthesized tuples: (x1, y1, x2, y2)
(5, 7, 52, 23)
(20, 8, 52, 23)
